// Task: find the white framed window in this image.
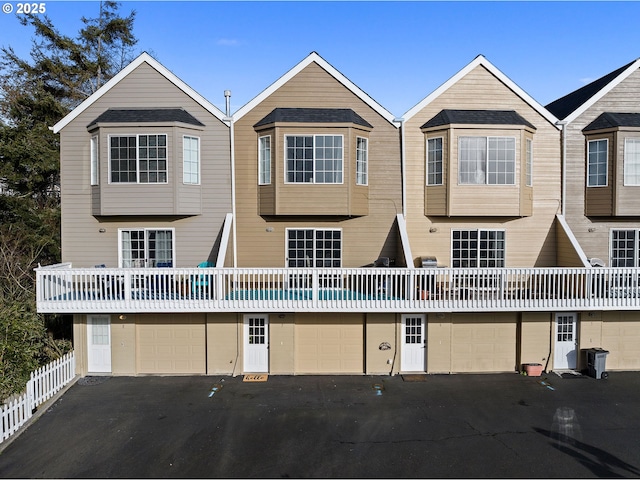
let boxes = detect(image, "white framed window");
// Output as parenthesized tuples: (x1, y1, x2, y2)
(356, 137, 368, 186)
(587, 139, 608, 187)
(452, 229, 505, 268)
(427, 137, 443, 186)
(459, 136, 515, 185)
(611, 229, 639, 267)
(624, 138, 640, 186)
(285, 135, 343, 184)
(526, 138, 533, 187)
(119, 228, 174, 268)
(183, 136, 200, 185)
(90, 135, 99, 186)
(286, 228, 341, 267)
(109, 134, 168, 184)
(259, 135, 271, 185)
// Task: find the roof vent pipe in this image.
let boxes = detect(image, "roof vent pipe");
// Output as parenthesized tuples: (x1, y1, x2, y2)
(224, 90, 231, 118)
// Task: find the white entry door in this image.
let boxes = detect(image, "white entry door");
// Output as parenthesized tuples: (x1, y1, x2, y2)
(554, 313, 577, 370)
(87, 315, 112, 373)
(401, 314, 426, 372)
(244, 315, 269, 373)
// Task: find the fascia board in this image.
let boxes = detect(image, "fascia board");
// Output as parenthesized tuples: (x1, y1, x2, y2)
(562, 59, 640, 125)
(233, 52, 397, 127)
(403, 55, 560, 129)
(53, 52, 226, 133)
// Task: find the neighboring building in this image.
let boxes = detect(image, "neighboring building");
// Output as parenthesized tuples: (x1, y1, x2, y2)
(546, 59, 640, 371)
(37, 52, 640, 378)
(51, 53, 233, 375)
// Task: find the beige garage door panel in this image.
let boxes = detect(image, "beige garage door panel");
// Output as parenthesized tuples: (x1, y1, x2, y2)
(137, 322, 206, 374)
(602, 316, 640, 370)
(451, 319, 516, 373)
(296, 316, 363, 374)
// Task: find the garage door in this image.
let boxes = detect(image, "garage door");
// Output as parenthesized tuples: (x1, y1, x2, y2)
(602, 313, 640, 370)
(451, 314, 516, 373)
(136, 315, 206, 374)
(295, 314, 364, 374)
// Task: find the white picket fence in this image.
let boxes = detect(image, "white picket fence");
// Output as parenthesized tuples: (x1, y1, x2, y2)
(1, 351, 76, 444)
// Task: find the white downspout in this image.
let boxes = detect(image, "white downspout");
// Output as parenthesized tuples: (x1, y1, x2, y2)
(394, 117, 406, 218)
(557, 120, 568, 215)
(224, 90, 237, 268)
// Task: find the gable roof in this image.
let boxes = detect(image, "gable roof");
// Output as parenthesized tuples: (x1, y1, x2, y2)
(403, 55, 559, 128)
(583, 112, 640, 132)
(53, 52, 226, 133)
(545, 59, 640, 124)
(421, 109, 536, 130)
(254, 108, 373, 129)
(87, 108, 205, 129)
(233, 52, 397, 127)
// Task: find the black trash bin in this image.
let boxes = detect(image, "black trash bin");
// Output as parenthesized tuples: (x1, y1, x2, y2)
(585, 348, 609, 379)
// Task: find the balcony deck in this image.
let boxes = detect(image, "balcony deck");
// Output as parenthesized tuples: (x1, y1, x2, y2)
(35, 266, 640, 313)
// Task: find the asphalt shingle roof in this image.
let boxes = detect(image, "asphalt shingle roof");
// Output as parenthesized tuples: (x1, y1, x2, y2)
(545, 61, 636, 121)
(420, 109, 536, 130)
(87, 108, 205, 128)
(583, 112, 640, 132)
(254, 108, 373, 128)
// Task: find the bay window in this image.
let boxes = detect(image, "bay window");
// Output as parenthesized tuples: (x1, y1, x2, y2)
(110, 134, 167, 184)
(286, 135, 343, 184)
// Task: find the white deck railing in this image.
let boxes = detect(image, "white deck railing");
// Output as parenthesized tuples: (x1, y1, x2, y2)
(1, 351, 75, 444)
(35, 266, 640, 313)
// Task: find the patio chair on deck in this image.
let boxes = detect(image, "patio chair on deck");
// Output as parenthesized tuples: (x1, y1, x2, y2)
(192, 261, 215, 298)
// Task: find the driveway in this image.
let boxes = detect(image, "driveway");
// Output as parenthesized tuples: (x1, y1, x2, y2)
(1, 372, 640, 478)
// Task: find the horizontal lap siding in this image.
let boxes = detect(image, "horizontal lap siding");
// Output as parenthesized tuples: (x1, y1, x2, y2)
(601, 312, 640, 370)
(235, 62, 401, 268)
(404, 65, 560, 268)
(564, 68, 640, 263)
(59, 62, 231, 268)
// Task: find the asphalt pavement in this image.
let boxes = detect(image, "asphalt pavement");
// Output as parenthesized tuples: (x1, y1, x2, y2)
(1, 372, 640, 478)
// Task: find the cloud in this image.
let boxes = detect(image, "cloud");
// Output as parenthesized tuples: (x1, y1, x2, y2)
(217, 39, 241, 47)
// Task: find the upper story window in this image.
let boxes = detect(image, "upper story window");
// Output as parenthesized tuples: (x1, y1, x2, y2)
(259, 135, 271, 185)
(90, 135, 99, 186)
(526, 138, 533, 187)
(427, 137, 443, 185)
(587, 139, 608, 187)
(286, 228, 341, 267)
(183, 136, 200, 185)
(356, 137, 368, 186)
(110, 134, 167, 184)
(286, 135, 343, 184)
(459, 136, 515, 185)
(611, 229, 639, 267)
(452, 229, 505, 268)
(624, 138, 640, 186)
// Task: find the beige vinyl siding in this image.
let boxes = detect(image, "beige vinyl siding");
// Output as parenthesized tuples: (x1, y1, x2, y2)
(234, 62, 400, 268)
(519, 312, 552, 368)
(556, 221, 587, 267)
(294, 314, 364, 374)
(563, 67, 640, 262)
(404, 64, 561, 268)
(59, 61, 231, 268)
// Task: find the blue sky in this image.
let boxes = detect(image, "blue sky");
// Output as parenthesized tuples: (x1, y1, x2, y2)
(2, 1, 640, 116)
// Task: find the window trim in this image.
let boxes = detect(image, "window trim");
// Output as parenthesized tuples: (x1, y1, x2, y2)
(451, 229, 506, 268)
(624, 138, 640, 186)
(426, 136, 444, 186)
(356, 136, 368, 186)
(182, 135, 200, 185)
(284, 134, 344, 185)
(90, 135, 99, 186)
(258, 135, 272, 185)
(108, 133, 169, 185)
(118, 227, 175, 268)
(285, 227, 342, 268)
(458, 136, 517, 186)
(587, 138, 608, 188)
(610, 228, 639, 267)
